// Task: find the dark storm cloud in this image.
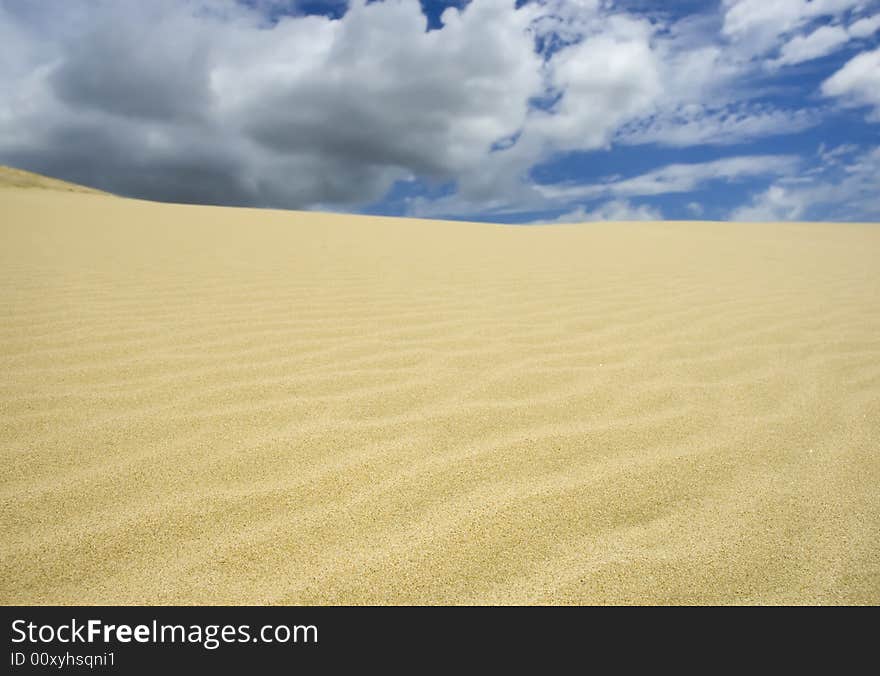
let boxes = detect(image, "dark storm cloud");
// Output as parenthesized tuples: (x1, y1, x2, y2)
(0, 0, 542, 209)
(2, 118, 257, 207)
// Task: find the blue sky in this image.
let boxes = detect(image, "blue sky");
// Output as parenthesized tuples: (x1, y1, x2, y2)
(1, 0, 878, 222)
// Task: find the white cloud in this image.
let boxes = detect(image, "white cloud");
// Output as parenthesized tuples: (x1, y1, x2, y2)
(730, 184, 809, 220)
(848, 13, 880, 37)
(609, 7, 827, 147)
(405, 3, 720, 209)
(772, 24, 850, 66)
(686, 201, 705, 216)
(769, 12, 880, 68)
(531, 24, 663, 149)
(822, 47, 880, 120)
(732, 145, 880, 221)
(721, 0, 863, 57)
(504, 10, 665, 171)
(533, 200, 662, 224)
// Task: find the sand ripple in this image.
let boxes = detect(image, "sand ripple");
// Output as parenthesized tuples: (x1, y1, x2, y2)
(1, 188, 878, 604)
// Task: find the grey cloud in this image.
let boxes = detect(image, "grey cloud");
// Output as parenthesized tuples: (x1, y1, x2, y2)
(3, 117, 257, 206)
(50, 21, 214, 123)
(1, 0, 545, 209)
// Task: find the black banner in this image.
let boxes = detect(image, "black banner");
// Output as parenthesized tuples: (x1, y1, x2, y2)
(0, 605, 841, 671)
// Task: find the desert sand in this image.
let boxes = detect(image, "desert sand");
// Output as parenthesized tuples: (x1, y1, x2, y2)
(1, 171, 878, 605)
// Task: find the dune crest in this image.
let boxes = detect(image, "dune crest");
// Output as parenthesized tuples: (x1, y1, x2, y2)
(1, 181, 878, 604)
(0, 166, 109, 196)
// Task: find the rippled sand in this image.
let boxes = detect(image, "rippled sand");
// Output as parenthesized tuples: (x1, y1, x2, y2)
(1, 184, 878, 605)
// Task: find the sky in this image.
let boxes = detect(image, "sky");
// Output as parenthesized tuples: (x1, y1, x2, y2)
(0, 0, 878, 223)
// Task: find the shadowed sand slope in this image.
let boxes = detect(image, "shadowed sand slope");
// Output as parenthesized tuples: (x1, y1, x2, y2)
(1, 186, 879, 605)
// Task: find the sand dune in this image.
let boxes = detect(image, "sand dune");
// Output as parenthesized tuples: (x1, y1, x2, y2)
(1, 177, 879, 605)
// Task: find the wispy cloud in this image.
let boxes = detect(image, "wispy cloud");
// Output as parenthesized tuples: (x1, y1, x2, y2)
(732, 145, 880, 221)
(535, 155, 799, 201)
(530, 200, 663, 224)
(618, 105, 821, 147)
